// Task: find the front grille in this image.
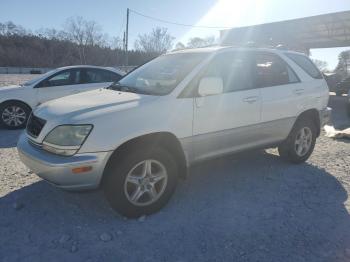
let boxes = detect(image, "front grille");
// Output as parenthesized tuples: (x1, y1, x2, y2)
(26, 114, 46, 138)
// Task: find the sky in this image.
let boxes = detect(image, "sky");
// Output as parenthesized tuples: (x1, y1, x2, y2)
(1, 0, 350, 70)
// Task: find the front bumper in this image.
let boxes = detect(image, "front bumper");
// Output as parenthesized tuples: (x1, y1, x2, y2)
(319, 107, 332, 127)
(17, 133, 113, 190)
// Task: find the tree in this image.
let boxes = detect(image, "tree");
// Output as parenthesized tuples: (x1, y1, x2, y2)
(0, 20, 165, 68)
(64, 16, 106, 63)
(134, 27, 174, 55)
(110, 36, 123, 49)
(36, 28, 69, 41)
(174, 42, 186, 50)
(186, 36, 216, 48)
(311, 59, 328, 72)
(335, 50, 350, 77)
(0, 21, 26, 36)
(338, 50, 350, 61)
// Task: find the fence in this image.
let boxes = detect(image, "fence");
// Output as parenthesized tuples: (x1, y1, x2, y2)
(0, 67, 52, 74)
(0, 66, 137, 74)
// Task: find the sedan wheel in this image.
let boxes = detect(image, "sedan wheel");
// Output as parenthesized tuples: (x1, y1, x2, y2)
(0, 102, 31, 129)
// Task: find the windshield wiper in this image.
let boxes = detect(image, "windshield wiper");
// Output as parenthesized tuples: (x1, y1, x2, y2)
(108, 83, 139, 93)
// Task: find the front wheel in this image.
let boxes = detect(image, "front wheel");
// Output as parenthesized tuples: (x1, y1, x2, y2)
(278, 118, 317, 164)
(103, 147, 178, 218)
(0, 101, 31, 129)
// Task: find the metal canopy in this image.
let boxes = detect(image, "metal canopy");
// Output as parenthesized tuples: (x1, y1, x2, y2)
(220, 11, 350, 51)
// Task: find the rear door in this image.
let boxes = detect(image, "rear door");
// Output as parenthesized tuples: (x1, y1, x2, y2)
(35, 69, 82, 104)
(73, 68, 122, 93)
(252, 52, 302, 143)
(284, 52, 329, 110)
(192, 51, 262, 161)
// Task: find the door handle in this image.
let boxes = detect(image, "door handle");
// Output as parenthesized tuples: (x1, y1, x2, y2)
(243, 96, 258, 103)
(293, 88, 305, 95)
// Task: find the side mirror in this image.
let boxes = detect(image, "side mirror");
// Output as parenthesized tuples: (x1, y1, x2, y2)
(198, 77, 223, 97)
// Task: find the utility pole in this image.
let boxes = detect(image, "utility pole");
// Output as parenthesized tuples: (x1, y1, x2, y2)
(125, 8, 129, 66)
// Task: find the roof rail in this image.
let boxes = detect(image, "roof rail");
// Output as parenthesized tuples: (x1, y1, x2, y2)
(275, 44, 289, 50)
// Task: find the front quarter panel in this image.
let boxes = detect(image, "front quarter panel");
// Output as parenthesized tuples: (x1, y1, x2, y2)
(0, 85, 37, 108)
(78, 96, 194, 153)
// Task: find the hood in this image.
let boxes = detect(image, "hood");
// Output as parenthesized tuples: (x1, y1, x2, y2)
(34, 88, 157, 123)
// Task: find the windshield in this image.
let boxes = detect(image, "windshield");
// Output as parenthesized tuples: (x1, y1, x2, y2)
(115, 52, 208, 95)
(22, 69, 57, 86)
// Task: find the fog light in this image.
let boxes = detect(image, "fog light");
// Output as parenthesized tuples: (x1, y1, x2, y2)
(72, 166, 93, 174)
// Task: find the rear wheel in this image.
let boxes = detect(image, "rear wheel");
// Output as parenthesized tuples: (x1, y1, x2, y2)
(278, 118, 317, 164)
(103, 147, 178, 218)
(0, 101, 31, 129)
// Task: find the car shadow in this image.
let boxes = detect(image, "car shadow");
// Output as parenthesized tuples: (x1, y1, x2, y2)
(0, 128, 23, 148)
(1, 150, 349, 262)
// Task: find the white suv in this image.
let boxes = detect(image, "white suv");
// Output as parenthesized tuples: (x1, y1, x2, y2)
(17, 47, 331, 217)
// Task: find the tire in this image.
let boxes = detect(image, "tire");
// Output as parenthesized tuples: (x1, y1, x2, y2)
(0, 101, 31, 129)
(278, 118, 317, 164)
(103, 146, 178, 218)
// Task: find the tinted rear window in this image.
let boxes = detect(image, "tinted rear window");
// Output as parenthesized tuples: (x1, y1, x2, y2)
(285, 53, 323, 79)
(255, 53, 299, 88)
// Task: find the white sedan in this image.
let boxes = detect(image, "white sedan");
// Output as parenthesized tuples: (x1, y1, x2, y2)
(0, 65, 124, 129)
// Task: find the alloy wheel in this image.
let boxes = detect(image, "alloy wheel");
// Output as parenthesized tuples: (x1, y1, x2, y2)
(1, 105, 27, 127)
(294, 127, 312, 157)
(124, 159, 168, 206)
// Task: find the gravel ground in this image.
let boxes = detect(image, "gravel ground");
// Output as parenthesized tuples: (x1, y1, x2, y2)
(0, 74, 350, 262)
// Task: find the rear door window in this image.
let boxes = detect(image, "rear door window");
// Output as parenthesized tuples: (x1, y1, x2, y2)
(254, 53, 299, 88)
(285, 53, 323, 79)
(82, 69, 121, 83)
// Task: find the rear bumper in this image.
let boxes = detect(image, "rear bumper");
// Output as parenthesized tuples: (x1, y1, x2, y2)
(17, 133, 113, 190)
(319, 107, 332, 127)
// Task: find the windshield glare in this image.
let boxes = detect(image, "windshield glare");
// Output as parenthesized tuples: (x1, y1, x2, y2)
(117, 53, 208, 95)
(22, 69, 57, 86)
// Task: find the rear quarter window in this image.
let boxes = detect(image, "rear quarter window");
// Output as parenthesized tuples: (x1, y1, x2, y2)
(285, 53, 323, 79)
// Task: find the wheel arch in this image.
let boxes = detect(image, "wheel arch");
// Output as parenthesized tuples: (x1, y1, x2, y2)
(0, 99, 32, 111)
(294, 108, 321, 137)
(103, 132, 188, 182)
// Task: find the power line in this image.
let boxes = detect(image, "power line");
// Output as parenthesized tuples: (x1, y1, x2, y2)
(129, 9, 232, 29)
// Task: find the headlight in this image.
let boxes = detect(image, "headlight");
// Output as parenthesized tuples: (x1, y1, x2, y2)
(42, 125, 93, 156)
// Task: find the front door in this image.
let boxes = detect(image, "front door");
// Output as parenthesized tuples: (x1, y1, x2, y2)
(192, 51, 261, 161)
(36, 69, 82, 105)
